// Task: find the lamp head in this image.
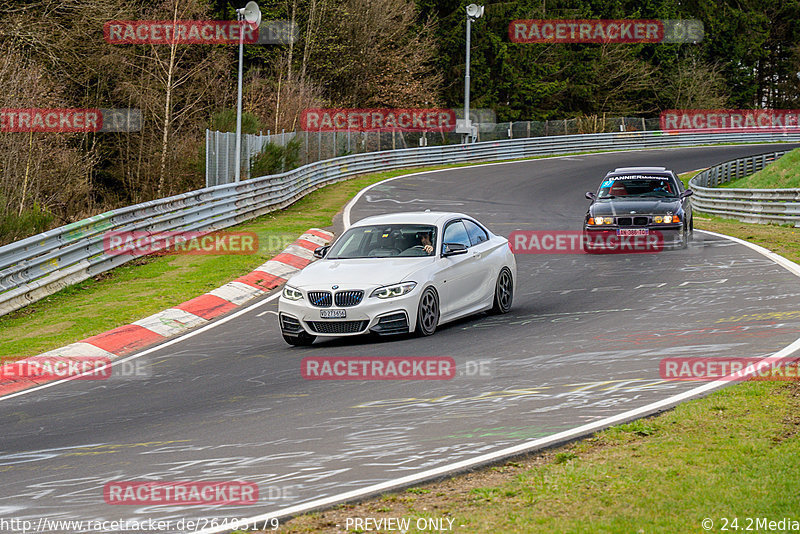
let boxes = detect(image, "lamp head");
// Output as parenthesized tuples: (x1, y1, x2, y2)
(237, 1, 261, 26)
(466, 4, 484, 20)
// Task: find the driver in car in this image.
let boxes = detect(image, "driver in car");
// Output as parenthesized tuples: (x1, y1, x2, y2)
(421, 231, 434, 254)
(652, 180, 671, 194)
(420, 231, 434, 254)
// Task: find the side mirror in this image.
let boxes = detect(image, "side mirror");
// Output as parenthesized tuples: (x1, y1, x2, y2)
(680, 189, 693, 198)
(585, 191, 597, 200)
(313, 245, 330, 259)
(442, 243, 469, 257)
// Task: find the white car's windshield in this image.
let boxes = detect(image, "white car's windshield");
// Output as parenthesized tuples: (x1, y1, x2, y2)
(327, 224, 437, 259)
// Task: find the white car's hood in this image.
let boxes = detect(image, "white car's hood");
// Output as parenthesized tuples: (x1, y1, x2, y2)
(287, 257, 434, 289)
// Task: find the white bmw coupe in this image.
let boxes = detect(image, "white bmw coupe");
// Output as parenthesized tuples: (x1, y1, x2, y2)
(278, 212, 516, 346)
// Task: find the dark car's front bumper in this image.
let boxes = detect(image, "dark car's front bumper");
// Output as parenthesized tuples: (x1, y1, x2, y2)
(582, 225, 684, 252)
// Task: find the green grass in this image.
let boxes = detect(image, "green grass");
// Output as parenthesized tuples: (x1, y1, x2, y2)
(282, 381, 800, 533)
(723, 147, 800, 188)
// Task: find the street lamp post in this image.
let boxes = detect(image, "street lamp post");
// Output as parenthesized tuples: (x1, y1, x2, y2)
(234, 1, 261, 182)
(462, 4, 484, 144)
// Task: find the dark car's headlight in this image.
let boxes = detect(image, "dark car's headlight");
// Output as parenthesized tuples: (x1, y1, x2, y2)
(588, 217, 613, 225)
(282, 285, 303, 300)
(370, 282, 417, 299)
(653, 214, 680, 224)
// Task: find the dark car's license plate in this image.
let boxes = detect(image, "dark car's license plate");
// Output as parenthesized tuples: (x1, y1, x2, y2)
(320, 309, 346, 318)
(617, 228, 649, 236)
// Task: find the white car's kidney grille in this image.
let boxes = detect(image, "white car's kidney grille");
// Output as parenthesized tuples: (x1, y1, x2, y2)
(307, 291, 332, 307)
(334, 290, 364, 307)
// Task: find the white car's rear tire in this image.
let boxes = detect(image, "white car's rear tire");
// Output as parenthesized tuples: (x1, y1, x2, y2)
(491, 267, 514, 314)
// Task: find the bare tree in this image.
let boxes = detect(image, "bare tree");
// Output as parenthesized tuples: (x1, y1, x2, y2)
(307, 0, 443, 107)
(661, 56, 728, 110)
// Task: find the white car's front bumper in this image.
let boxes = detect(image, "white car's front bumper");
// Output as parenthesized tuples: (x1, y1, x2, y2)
(278, 288, 422, 338)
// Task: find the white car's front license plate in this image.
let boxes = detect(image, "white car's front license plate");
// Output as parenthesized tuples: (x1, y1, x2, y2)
(617, 228, 649, 236)
(320, 309, 346, 319)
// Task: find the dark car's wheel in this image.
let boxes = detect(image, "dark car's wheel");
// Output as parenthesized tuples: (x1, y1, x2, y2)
(283, 331, 316, 346)
(680, 223, 690, 249)
(491, 268, 514, 314)
(415, 287, 439, 336)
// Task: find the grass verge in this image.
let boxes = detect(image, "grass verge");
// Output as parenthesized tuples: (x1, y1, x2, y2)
(275, 381, 800, 533)
(723, 147, 800, 188)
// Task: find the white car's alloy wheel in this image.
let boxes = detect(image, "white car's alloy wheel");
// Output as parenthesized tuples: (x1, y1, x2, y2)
(416, 287, 439, 336)
(492, 267, 513, 314)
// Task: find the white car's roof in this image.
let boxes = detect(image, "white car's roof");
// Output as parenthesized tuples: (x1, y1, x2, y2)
(351, 211, 472, 227)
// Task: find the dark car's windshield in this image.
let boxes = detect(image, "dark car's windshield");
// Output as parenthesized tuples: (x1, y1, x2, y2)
(598, 176, 679, 199)
(326, 224, 437, 259)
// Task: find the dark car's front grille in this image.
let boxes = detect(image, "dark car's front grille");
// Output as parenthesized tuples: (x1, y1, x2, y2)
(334, 290, 364, 307)
(307, 291, 332, 308)
(615, 216, 649, 226)
(306, 320, 369, 334)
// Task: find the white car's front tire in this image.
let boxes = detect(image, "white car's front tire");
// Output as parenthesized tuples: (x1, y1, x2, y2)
(415, 287, 439, 336)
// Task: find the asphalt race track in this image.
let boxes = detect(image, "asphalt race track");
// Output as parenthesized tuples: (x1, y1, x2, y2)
(3, 143, 800, 532)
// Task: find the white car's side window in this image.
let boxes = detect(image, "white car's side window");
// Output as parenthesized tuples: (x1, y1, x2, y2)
(442, 220, 471, 250)
(463, 219, 489, 246)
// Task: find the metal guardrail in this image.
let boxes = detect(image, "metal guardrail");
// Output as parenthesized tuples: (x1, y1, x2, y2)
(3, 130, 800, 317)
(689, 150, 800, 225)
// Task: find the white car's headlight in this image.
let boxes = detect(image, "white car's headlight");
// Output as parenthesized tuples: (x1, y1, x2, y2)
(282, 285, 303, 300)
(370, 282, 417, 299)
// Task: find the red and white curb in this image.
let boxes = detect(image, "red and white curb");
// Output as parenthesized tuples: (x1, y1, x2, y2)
(0, 228, 333, 397)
